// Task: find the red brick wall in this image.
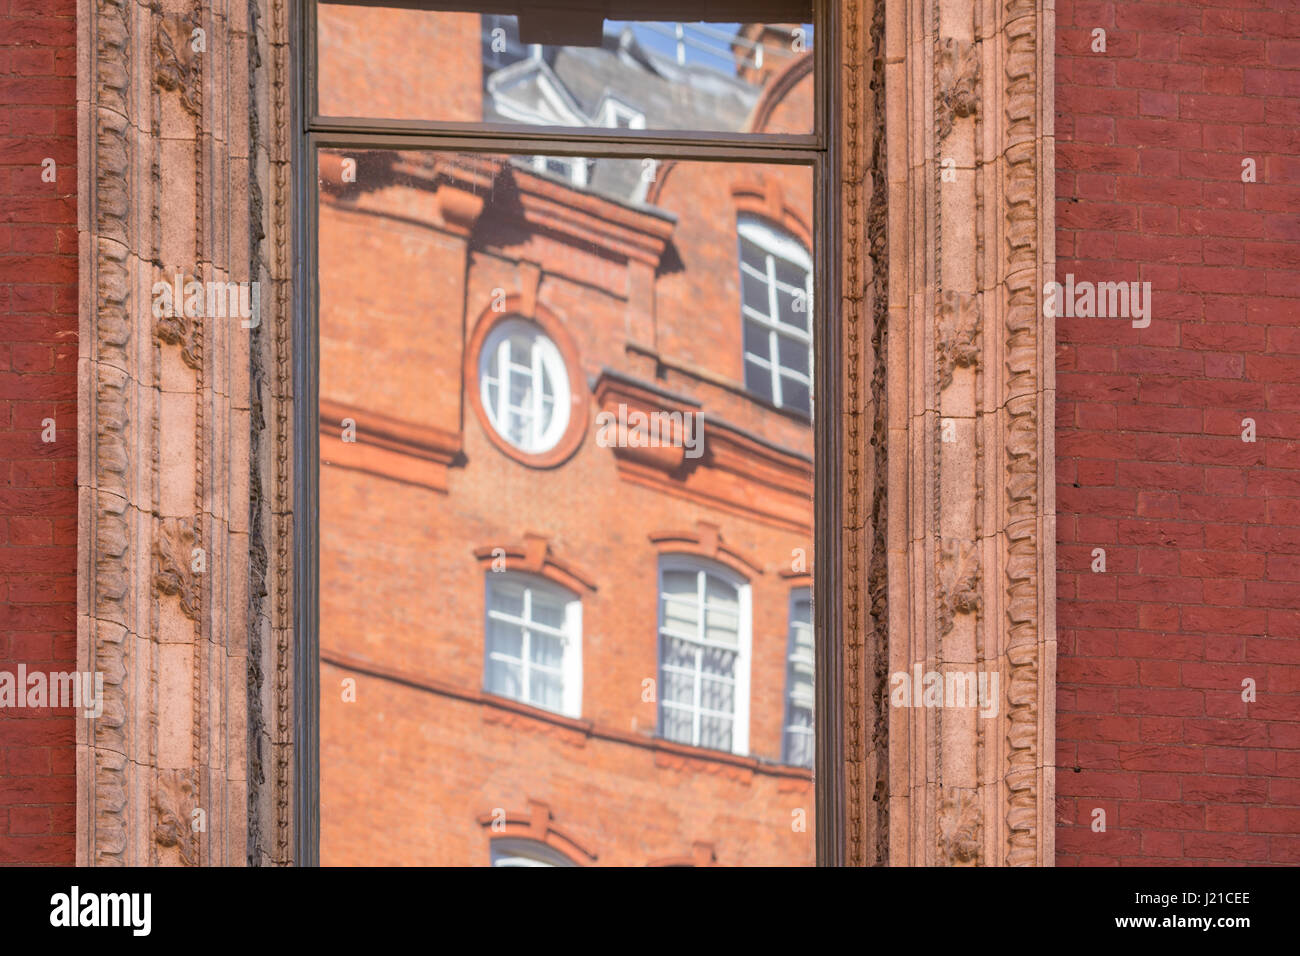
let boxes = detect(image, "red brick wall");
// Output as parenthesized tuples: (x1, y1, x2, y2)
(1055, 1, 1300, 865)
(0, 0, 79, 865)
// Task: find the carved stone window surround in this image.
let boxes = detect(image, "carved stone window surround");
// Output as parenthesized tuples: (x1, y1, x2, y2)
(76, 0, 1054, 865)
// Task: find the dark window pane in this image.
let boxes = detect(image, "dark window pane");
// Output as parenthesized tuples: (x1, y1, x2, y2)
(774, 256, 808, 290)
(741, 269, 770, 314)
(743, 319, 771, 361)
(744, 357, 774, 402)
(779, 374, 810, 415)
(777, 333, 809, 376)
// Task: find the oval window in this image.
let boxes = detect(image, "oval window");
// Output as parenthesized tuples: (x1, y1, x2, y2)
(478, 317, 571, 454)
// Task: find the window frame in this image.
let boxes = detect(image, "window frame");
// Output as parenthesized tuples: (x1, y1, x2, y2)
(296, 0, 844, 866)
(478, 316, 573, 453)
(655, 555, 753, 757)
(737, 214, 815, 416)
(483, 571, 584, 718)
(597, 96, 646, 130)
(490, 837, 579, 867)
(782, 587, 815, 768)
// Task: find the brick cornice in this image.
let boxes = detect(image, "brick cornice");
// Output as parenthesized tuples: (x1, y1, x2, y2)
(592, 369, 814, 534)
(319, 398, 463, 493)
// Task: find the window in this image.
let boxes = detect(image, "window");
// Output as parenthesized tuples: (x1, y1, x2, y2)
(312, 0, 823, 868)
(738, 216, 814, 416)
(597, 97, 645, 130)
(490, 838, 577, 867)
(485, 574, 582, 718)
(478, 317, 572, 454)
(783, 589, 814, 768)
(529, 153, 589, 186)
(657, 557, 751, 755)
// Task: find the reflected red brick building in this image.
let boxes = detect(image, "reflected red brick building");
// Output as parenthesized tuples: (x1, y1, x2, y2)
(316, 11, 818, 865)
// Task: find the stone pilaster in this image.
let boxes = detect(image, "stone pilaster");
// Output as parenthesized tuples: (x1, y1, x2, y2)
(76, 0, 293, 866)
(839, 0, 1055, 865)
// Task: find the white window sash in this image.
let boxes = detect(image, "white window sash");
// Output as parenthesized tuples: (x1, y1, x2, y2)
(485, 574, 581, 718)
(657, 558, 750, 755)
(737, 217, 814, 412)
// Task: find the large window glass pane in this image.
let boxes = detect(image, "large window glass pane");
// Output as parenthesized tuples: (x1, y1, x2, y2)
(318, 147, 815, 865)
(316, 2, 815, 135)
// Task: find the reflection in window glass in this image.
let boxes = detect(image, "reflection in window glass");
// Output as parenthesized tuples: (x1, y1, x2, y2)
(317, 148, 815, 865)
(317, 4, 815, 134)
(738, 216, 814, 416)
(486, 574, 581, 716)
(783, 589, 814, 768)
(658, 559, 749, 755)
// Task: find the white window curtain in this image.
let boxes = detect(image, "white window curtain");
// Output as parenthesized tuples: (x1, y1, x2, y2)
(783, 588, 814, 768)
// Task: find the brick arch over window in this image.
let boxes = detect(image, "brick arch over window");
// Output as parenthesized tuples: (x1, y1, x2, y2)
(648, 521, 763, 580)
(744, 53, 815, 136)
(464, 292, 590, 469)
(476, 799, 596, 865)
(647, 841, 719, 867)
(729, 179, 814, 254)
(643, 163, 813, 256)
(472, 532, 598, 595)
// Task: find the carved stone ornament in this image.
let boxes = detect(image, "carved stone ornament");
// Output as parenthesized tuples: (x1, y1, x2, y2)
(937, 788, 983, 865)
(153, 274, 202, 370)
(153, 12, 201, 117)
(935, 37, 981, 141)
(78, 0, 295, 866)
(152, 516, 200, 621)
(868, 0, 1055, 868)
(154, 769, 199, 866)
(937, 538, 982, 636)
(936, 290, 980, 390)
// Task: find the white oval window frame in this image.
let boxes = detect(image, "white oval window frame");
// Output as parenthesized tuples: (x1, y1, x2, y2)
(477, 317, 572, 454)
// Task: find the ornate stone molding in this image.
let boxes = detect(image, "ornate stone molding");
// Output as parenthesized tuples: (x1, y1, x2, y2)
(854, 0, 1055, 866)
(76, 0, 1049, 867)
(77, 0, 294, 866)
(935, 37, 980, 141)
(936, 290, 980, 390)
(152, 517, 200, 621)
